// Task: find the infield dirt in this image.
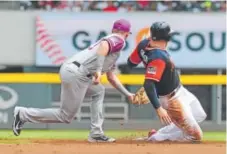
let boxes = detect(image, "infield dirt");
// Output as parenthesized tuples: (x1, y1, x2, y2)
(0, 139, 225, 154)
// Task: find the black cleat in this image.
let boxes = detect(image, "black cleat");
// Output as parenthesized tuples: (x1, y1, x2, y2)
(12, 107, 24, 136)
(88, 135, 116, 143)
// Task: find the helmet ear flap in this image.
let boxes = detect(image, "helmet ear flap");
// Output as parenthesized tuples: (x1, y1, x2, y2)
(166, 34, 171, 41)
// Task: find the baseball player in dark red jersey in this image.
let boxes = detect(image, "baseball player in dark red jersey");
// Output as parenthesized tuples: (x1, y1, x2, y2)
(127, 22, 207, 142)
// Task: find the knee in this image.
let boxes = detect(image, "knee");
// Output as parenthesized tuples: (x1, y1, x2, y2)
(201, 112, 207, 122)
(98, 86, 105, 95)
(59, 109, 76, 124)
(197, 111, 207, 123)
(93, 86, 105, 97)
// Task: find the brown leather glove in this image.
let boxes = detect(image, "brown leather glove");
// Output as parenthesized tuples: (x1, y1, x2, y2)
(132, 87, 150, 105)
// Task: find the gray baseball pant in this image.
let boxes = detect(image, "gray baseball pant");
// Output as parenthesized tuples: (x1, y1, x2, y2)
(18, 63, 105, 137)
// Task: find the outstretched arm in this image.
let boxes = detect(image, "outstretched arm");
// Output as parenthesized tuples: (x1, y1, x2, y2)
(106, 71, 134, 101)
(144, 59, 171, 125)
(144, 79, 171, 125)
(143, 79, 161, 109)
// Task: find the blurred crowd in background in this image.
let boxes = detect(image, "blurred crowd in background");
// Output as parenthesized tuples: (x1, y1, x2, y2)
(1, 1, 226, 12)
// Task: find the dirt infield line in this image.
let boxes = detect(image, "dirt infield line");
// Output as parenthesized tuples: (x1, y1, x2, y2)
(0, 139, 225, 154)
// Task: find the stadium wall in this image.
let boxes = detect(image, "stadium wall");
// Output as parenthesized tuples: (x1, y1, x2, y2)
(0, 11, 225, 68)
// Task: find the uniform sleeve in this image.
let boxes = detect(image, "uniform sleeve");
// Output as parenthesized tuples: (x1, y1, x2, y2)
(128, 46, 142, 65)
(144, 79, 161, 109)
(104, 36, 125, 53)
(145, 59, 166, 82)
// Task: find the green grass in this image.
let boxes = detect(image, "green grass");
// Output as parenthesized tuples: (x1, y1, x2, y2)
(0, 130, 225, 142)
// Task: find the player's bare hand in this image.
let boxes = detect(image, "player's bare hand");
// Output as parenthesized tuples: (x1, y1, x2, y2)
(156, 107, 172, 125)
(93, 72, 102, 85)
(127, 93, 135, 103)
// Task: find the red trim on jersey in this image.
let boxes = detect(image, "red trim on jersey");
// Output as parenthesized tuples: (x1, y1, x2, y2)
(145, 59, 166, 82)
(145, 77, 160, 82)
(129, 47, 142, 64)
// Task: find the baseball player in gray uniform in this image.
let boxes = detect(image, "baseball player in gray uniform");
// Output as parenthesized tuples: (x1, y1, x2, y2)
(13, 19, 134, 143)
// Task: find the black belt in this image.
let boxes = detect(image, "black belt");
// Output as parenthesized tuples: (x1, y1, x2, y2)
(169, 84, 181, 98)
(72, 61, 92, 78)
(160, 84, 181, 99)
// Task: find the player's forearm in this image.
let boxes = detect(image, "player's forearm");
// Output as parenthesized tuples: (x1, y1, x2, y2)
(144, 79, 161, 109)
(107, 72, 131, 97)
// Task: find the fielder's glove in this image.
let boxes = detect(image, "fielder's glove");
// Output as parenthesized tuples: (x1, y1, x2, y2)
(132, 87, 150, 105)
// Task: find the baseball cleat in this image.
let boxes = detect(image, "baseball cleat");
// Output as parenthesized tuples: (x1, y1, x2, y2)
(88, 135, 116, 143)
(133, 129, 157, 141)
(148, 129, 157, 138)
(12, 107, 25, 136)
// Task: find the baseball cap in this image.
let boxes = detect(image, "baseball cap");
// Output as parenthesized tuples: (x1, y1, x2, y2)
(112, 19, 132, 34)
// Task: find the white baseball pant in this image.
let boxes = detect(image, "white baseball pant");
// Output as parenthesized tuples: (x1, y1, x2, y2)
(17, 63, 105, 137)
(148, 86, 207, 141)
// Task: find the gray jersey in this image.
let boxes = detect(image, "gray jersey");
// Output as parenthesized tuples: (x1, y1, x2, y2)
(65, 34, 125, 74)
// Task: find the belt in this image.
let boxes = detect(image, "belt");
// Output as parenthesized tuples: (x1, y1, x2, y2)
(160, 84, 181, 99)
(72, 61, 92, 78)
